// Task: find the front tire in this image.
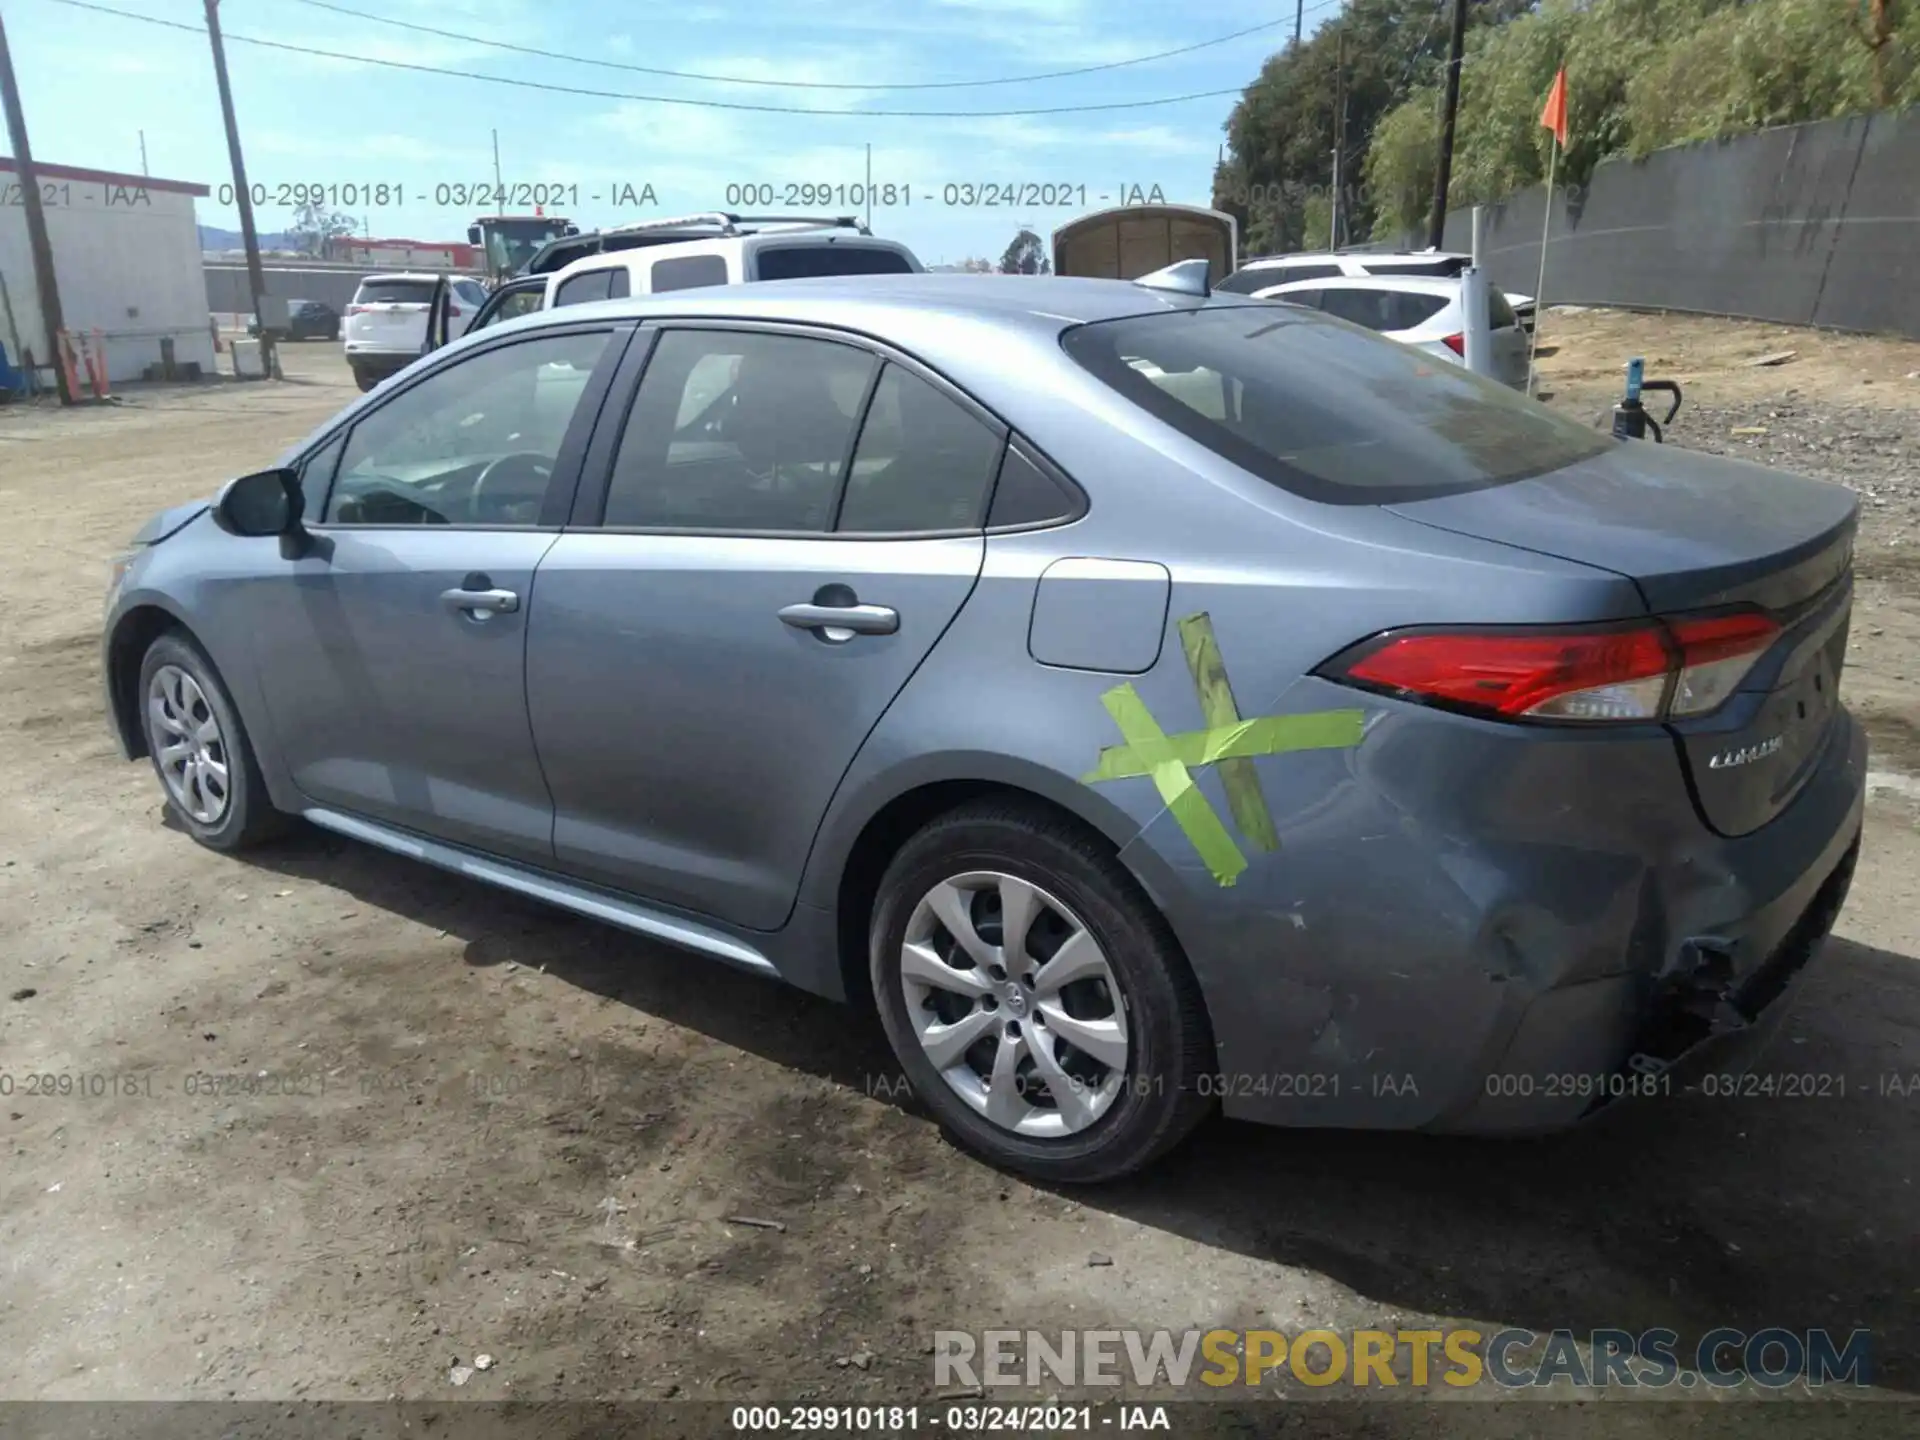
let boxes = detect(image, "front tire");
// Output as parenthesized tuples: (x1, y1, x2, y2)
(869, 799, 1214, 1183)
(137, 631, 287, 851)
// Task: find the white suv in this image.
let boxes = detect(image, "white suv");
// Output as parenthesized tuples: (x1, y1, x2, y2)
(462, 215, 923, 335)
(1219, 250, 1533, 330)
(344, 273, 490, 391)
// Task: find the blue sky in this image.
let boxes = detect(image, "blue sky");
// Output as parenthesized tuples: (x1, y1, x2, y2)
(7, 0, 1331, 265)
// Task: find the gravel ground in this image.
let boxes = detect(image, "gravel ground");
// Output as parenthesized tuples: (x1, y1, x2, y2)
(0, 319, 1916, 1433)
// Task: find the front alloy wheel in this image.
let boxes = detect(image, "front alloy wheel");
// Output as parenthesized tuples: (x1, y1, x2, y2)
(148, 664, 229, 825)
(136, 630, 287, 851)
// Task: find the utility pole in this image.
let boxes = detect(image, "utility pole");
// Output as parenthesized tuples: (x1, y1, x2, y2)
(139, 130, 149, 175)
(492, 128, 503, 215)
(1331, 24, 1346, 249)
(1428, 0, 1469, 250)
(0, 10, 75, 403)
(1294, 0, 1303, 44)
(203, 0, 275, 378)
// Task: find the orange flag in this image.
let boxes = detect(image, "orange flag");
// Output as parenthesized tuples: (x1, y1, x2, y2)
(1540, 68, 1570, 148)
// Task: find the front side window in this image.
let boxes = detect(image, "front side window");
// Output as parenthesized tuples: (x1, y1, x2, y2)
(837, 364, 1003, 533)
(554, 270, 614, 307)
(325, 331, 612, 525)
(601, 329, 875, 530)
(1062, 303, 1612, 505)
(471, 283, 545, 332)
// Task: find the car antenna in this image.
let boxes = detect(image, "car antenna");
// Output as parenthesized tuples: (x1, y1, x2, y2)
(1133, 258, 1211, 298)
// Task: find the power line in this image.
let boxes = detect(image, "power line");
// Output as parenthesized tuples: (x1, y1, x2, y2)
(49, 0, 1247, 116)
(278, 0, 1315, 91)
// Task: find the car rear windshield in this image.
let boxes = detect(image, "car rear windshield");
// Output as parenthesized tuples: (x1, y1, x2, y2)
(353, 278, 436, 305)
(1061, 304, 1613, 505)
(755, 245, 916, 280)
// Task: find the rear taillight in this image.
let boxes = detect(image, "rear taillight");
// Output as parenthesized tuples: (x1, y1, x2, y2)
(448, 305, 463, 316)
(1321, 611, 1781, 724)
(1440, 333, 1464, 356)
(1666, 611, 1781, 715)
(347, 304, 368, 314)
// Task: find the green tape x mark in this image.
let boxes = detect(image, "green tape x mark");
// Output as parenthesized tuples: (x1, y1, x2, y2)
(1080, 612, 1365, 887)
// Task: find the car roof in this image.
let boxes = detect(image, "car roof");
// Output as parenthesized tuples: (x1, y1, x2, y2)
(356, 272, 442, 284)
(1240, 250, 1468, 268)
(553, 232, 915, 279)
(515, 272, 1256, 330)
(1258, 274, 1461, 297)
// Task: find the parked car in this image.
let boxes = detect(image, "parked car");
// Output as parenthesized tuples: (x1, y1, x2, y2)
(343, 273, 491, 392)
(1257, 274, 1531, 388)
(103, 274, 1864, 1183)
(1219, 249, 1535, 332)
(462, 215, 922, 335)
(249, 299, 341, 342)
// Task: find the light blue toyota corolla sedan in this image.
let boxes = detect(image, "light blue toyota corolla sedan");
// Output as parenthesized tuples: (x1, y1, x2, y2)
(102, 273, 1865, 1181)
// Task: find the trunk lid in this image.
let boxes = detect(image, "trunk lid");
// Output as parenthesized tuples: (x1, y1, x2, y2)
(1388, 442, 1858, 837)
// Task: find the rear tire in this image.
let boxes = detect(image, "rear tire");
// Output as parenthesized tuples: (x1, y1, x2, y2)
(137, 631, 288, 852)
(869, 799, 1214, 1184)
(352, 366, 377, 393)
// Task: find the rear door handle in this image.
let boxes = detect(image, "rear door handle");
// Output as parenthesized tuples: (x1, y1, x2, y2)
(778, 602, 898, 638)
(441, 586, 520, 617)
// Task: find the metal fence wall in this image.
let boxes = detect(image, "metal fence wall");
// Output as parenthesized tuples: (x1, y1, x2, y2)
(1398, 109, 1920, 339)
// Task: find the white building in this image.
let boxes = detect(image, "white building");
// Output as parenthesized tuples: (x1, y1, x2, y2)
(0, 157, 216, 387)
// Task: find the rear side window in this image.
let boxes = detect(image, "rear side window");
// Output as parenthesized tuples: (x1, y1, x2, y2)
(353, 278, 435, 306)
(837, 365, 1003, 533)
(1235, 262, 1340, 289)
(602, 329, 875, 531)
(1265, 287, 1323, 309)
(987, 443, 1081, 528)
(650, 254, 729, 292)
(1214, 268, 1281, 295)
(755, 245, 915, 281)
(554, 269, 614, 307)
(1061, 304, 1612, 505)
(1315, 288, 1448, 332)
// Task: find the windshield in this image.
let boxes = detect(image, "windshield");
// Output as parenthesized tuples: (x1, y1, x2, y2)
(1061, 304, 1613, 505)
(480, 220, 574, 277)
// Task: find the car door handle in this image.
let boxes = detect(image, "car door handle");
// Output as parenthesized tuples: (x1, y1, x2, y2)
(441, 586, 520, 616)
(778, 602, 898, 637)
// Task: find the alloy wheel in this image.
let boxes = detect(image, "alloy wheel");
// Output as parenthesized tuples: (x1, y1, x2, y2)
(148, 665, 230, 825)
(898, 871, 1130, 1138)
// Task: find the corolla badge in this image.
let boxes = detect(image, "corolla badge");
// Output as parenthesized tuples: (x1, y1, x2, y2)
(1708, 735, 1784, 769)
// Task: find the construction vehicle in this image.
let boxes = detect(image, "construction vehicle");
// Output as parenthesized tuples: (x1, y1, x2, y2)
(466, 214, 581, 283)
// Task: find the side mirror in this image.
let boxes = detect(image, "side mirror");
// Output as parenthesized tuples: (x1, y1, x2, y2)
(467, 224, 484, 246)
(214, 467, 303, 537)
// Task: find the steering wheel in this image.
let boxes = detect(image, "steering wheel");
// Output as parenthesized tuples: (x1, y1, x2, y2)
(468, 452, 553, 523)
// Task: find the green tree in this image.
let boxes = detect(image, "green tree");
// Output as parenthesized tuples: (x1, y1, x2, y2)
(998, 228, 1048, 274)
(287, 200, 358, 257)
(1215, 0, 1532, 254)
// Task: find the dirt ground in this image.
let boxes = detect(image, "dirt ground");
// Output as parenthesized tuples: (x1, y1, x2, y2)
(1, 316, 1917, 1432)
